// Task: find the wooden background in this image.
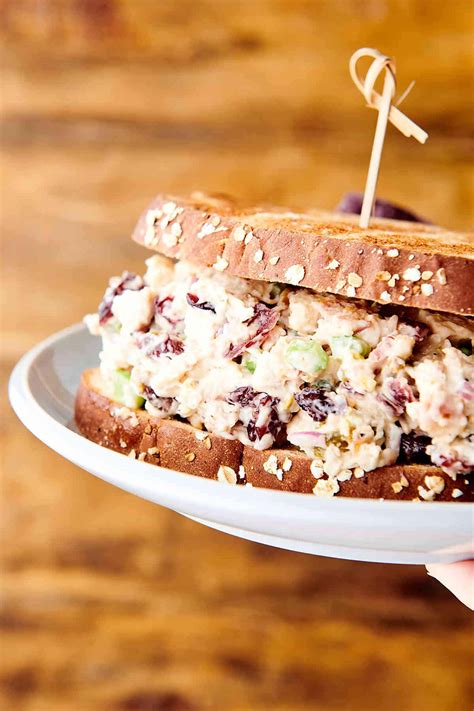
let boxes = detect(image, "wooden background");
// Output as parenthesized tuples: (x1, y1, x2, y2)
(1, 1, 473, 710)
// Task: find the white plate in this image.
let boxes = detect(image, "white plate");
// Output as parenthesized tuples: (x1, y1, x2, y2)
(9, 323, 473, 565)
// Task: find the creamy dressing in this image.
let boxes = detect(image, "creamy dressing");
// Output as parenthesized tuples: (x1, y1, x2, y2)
(86, 255, 474, 477)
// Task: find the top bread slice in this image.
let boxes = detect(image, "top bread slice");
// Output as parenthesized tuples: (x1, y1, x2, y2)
(132, 192, 474, 316)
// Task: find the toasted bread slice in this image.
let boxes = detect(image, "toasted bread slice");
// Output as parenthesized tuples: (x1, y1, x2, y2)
(75, 369, 473, 502)
(132, 192, 474, 316)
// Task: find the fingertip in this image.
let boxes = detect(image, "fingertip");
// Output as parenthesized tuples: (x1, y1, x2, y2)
(426, 561, 474, 610)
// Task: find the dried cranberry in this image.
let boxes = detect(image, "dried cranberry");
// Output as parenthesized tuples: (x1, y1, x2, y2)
(152, 336, 184, 357)
(226, 386, 284, 445)
(227, 386, 258, 408)
(460, 380, 474, 401)
(247, 414, 282, 443)
(249, 413, 283, 442)
(155, 295, 173, 312)
(186, 293, 216, 313)
(98, 302, 113, 325)
(247, 303, 279, 333)
(295, 387, 338, 422)
(399, 319, 430, 344)
(154, 295, 180, 325)
(431, 453, 474, 475)
(398, 432, 431, 464)
(226, 303, 279, 359)
(336, 193, 429, 224)
(143, 385, 174, 413)
(140, 335, 184, 358)
(98, 272, 144, 325)
(378, 378, 414, 417)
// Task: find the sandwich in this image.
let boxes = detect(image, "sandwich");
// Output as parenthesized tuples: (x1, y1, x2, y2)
(75, 192, 474, 501)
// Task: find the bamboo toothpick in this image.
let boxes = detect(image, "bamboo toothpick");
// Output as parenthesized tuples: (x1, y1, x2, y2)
(349, 48, 428, 229)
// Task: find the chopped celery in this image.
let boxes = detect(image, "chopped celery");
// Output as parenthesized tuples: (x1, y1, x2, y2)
(330, 335, 371, 359)
(244, 359, 256, 374)
(285, 339, 328, 374)
(112, 369, 145, 408)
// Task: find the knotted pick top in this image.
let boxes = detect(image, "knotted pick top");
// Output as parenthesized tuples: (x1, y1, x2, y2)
(349, 48, 428, 228)
(350, 47, 428, 144)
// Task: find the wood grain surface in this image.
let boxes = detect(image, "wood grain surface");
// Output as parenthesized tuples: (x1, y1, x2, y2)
(1, 2, 473, 710)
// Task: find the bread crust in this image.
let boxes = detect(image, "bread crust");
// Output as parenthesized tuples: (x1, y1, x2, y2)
(75, 369, 473, 502)
(132, 193, 474, 316)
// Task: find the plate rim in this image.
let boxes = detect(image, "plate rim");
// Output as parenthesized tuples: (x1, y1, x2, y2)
(7, 322, 474, 564)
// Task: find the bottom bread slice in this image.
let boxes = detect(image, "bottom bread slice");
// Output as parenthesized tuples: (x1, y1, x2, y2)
(75, 369, 473, 502)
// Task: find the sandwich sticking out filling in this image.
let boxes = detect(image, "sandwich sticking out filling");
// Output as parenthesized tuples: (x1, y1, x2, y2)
(86, 254, 474, 479)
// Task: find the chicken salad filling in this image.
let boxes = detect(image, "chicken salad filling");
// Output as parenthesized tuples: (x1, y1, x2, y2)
(85, 256, 474, 478)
